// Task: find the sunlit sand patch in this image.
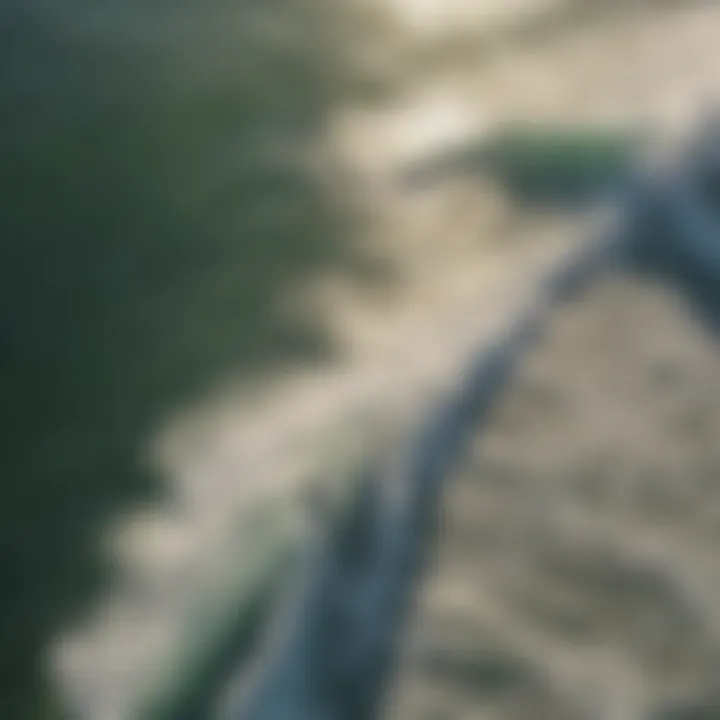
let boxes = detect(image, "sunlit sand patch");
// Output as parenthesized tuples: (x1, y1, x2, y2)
(386, 0, 563, 37)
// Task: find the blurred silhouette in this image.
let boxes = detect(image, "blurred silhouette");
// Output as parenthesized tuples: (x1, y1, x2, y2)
(5, 0, 720, 716)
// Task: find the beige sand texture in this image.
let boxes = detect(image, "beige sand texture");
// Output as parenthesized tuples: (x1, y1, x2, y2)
(388, 274, 720, 720)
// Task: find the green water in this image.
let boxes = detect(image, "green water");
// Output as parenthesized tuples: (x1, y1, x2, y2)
(0, 1, 384, 715)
